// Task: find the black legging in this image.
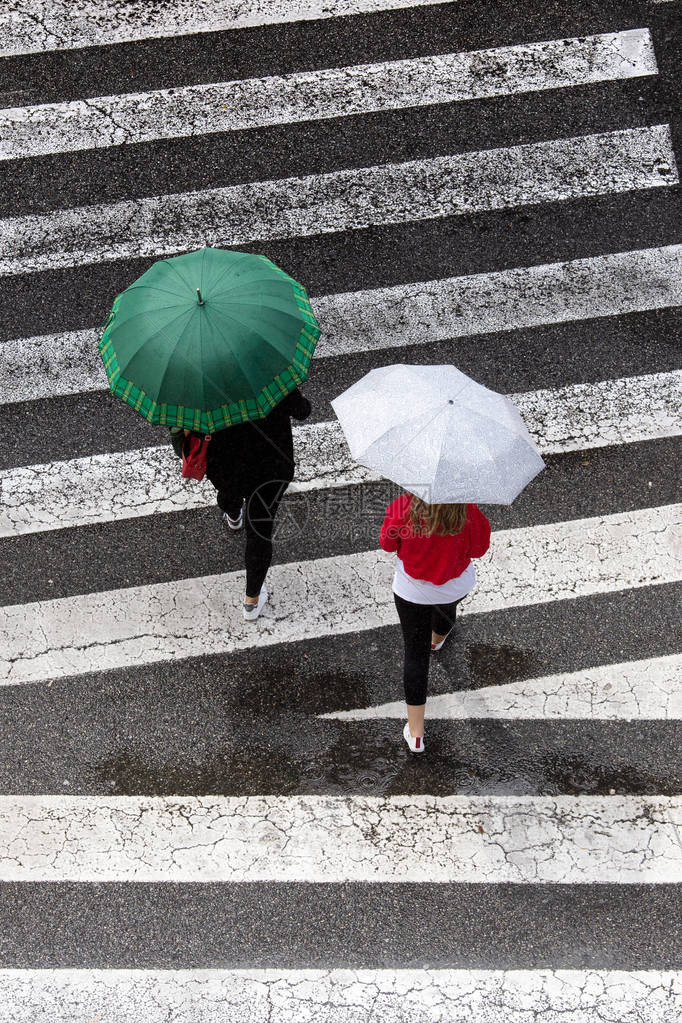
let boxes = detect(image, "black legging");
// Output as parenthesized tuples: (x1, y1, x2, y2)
(218, 480, 289, 598)
(394, 593, 463, 706)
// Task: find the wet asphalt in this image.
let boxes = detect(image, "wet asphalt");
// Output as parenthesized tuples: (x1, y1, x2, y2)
(0, 0, 681, 973)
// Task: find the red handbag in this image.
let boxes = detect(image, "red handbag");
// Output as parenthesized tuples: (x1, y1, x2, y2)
(181, 433, 210, 481)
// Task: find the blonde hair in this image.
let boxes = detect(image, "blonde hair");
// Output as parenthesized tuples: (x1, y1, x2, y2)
(408, 496, 468, 537)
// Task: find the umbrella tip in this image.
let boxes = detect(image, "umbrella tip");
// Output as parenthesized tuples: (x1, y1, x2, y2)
(196, 288, 205, 306)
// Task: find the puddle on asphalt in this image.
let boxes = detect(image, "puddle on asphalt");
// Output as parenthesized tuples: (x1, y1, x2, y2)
(94, 750, 303, 796)
(290, 669, 375, 716)
(93, 743, 676, 797)
(93, 718, 677, 798)
(219, 664, 375, 718)
(465, 642, 543, 689)
(542, 755, 671, 797)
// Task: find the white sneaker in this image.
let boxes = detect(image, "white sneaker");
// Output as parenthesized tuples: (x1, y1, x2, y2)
(403, 722, 425, 754)
(431, 625, 455, 652)
(243, 586, 268, 621)
(222, 507, 244, 531)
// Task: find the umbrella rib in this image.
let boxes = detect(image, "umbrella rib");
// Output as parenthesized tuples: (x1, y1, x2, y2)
(112, 308, 198, 380)
(461, 407, 512, 497)
(211, 273, 293, 299)
(391, 403, 448, 460)
(211, 309, 299, 363)
(207, 250, 254, 294)
(198, 254, 208, 411)
(210, 301, 305, 326)
(197, 310, 269, 404)
(112, 305, 192, 334)
(163, 257, 197, 291)
(430, 407, 454, 503)
(126, 280, 191, 299)
(151, 312, 203, 405)
(213, 295, 303, 314)
(447, 376, 472, 405)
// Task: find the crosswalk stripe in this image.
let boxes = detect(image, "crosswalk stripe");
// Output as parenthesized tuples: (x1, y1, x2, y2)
(0, 126, 676, 277)
(0, 30, 657, 161)
(321, 653, 682, 721)
(314, 243, 682, 358)
(1, 793, 680, 883)
(2, 8, 680, 995)
(2, 371, 679, 539)
(1, 4, 679, 1003)
(1, 968, 680, 1023)
(0, 504, 678, 687)
(0, 0, 456, 57)
(3, 245, 681, 406)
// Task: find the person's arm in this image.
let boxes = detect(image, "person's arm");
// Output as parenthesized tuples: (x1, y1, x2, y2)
(379, 498, 407, 552)
(169, 426, 184, 457)
(467, 505, 491, 558)
(279, 387, 311, 421)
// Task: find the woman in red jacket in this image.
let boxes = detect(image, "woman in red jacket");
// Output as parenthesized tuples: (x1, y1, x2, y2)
(380, 494, 491, 753)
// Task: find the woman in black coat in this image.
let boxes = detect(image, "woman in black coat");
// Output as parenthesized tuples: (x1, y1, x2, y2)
(205, 388, 311, 620)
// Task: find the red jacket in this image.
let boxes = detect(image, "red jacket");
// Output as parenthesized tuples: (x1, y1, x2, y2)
(380, 495, 491, 584)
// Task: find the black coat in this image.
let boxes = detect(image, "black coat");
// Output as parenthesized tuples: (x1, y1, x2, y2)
(205, 388, 311, 493)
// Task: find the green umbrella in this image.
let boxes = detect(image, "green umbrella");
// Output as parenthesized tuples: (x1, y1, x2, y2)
(98, 247, 320, 432)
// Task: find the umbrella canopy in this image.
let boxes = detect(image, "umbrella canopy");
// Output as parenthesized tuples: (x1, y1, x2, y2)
(331, 364, 545, 504)
(98, 247, 320, 432)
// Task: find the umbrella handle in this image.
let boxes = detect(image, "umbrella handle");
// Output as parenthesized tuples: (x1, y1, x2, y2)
(196, 288, 205, 306)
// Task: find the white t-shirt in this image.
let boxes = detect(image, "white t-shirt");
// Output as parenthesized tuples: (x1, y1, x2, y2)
(392, 558, 476, 606)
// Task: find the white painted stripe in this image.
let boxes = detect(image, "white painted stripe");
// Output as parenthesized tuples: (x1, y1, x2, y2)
(4, 245, 681, 405)
(0, 326, 102, 403)
(322, 654, 682, 721)
(0, 31, 657, 160)
(512, 371, 682, 453)
(0, 126, 676, 276)
(0, 0, 453, 57)
(1, 372, 678, 538)
(1, 794, 681, 883)
(314, 243, 682, 359)
(0, 505, 679, 687)
(1, 970, 680, 1023)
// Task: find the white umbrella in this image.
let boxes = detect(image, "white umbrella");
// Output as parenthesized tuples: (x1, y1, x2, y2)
(331, 364, 545, 504)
